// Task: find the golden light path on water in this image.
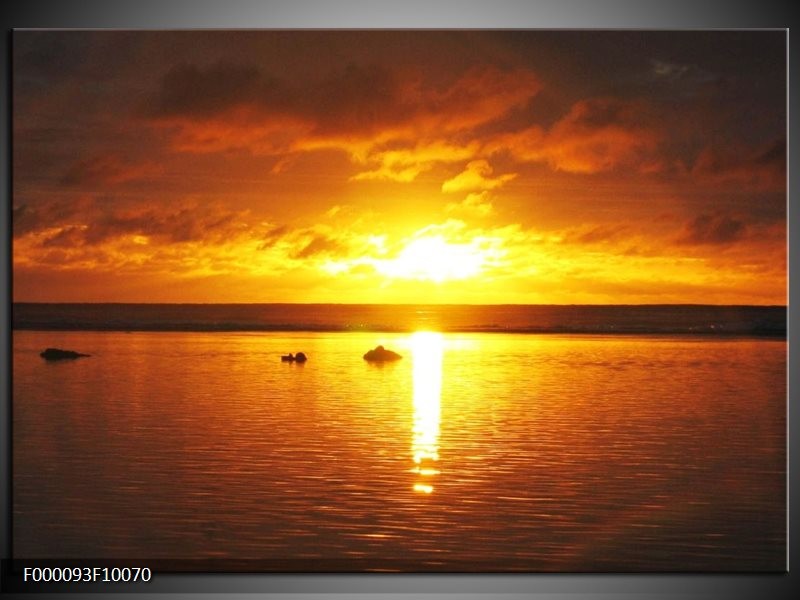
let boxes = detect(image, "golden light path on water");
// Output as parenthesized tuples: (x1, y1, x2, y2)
(409, 331, 443, 494)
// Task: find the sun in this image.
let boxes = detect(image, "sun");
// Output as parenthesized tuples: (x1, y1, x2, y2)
(376, 235, 485, 283)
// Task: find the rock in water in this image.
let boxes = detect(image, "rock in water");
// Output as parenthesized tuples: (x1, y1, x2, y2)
(363, 345, 402, 361)
(40, 348, 90, 360)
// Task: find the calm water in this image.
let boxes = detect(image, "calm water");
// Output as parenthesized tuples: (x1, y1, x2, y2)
(13, 330, 786, 571)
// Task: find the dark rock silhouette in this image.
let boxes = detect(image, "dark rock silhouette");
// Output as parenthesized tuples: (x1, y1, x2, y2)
(363, 345, 402, 362)
(281, 352, 308, 363)
(40, 348, 90, 360)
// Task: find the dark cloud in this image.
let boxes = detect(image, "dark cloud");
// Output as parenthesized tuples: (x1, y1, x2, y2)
(14, 197, 243, 246)
(156, 207, 238, 243)
(563, 224, 629, 245)
(754, 139, 786, 168)
(145, 60, 407, 133)
(307, 63, 410, 136)
(61, 155, 163, 187)
(41, 226, 86, 248)
(563, 97, 646, 130)
(258, 225, 290, 250)
(149, 61, 270, 118)
(493, 96, 661, 174)
(13, 204, 44, 237)
(14, 31, 121, 91)
(648, 59, 724, 100)
(291, 234, 348, 259)
(145, 59, 540, 152)
(13, 199, 90, 236)
(255, 223, 356, 260)
(691, 138, 786, 189)
(678, 214, 747, 246)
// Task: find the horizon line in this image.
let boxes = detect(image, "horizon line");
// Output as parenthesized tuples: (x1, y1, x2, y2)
(10, 301, 788, 308)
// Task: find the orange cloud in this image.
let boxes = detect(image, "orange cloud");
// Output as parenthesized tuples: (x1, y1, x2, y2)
(691, 139, 786, 190)
(349, 141, 480, 183)
(61, 154, 164, 187)
(677, 213, 748, 246)
(441, 159, 516, 193)
(148, 62, 536, 139)
(13, 198, 248, 247)
(145, 61, 541, 182)
(559, 223, 631, 246)
(446, 191, 494, 218)
(487, 97, 662, 174)
(155, 106, 314, 155)
(403, 66, 541, 137)
(258, 223, 364, 262)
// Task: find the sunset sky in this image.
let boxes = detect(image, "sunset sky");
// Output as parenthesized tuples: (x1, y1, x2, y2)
(12, 30, 786, 304)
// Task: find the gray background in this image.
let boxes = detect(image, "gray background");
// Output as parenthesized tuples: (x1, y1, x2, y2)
(1, 0, 794, 597)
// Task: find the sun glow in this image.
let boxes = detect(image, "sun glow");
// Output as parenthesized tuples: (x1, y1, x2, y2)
(377, 235, 485, 282)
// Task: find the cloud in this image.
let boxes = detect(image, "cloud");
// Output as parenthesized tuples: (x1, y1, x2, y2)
(39, 226, 86, 249)
(538, 97, 661, 174)
(691, 138, 786, 190)
(258, 224, 290, 250)
(402, 66, 541, 137)
(255, 222, 366, 263)
(148, 61, 267, 118)
(290, 233, 349, 259)
(145, 61, 540, 139)
(156, 110, 313, 155)
(651, 59, 691, 81)
(441, 160, 516, 193)
(13, 196, 106, 237)
(649, 59, 719, 93)
(13, 197, 247, 247)
(677, 213, 748, 246)
(61, 154, 164, 186)
(13, 201, 72, 236)
(446, 191, 494, 218)
(145, 61, 541, 182)
(349, 140, 480, 182)
(560, 224, 630, 245)
(487, 97, 662, 174)
(302, 63, 416, 138)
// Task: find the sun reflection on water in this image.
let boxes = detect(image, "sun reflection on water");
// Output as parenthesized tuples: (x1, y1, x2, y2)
(410, 331, 443, 494)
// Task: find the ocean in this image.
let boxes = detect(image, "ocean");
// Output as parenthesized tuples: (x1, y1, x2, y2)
(11, 304, 787, 572)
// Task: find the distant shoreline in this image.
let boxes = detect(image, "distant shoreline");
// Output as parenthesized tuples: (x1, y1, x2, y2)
(11, 303, 786, 337)
(11, 327, 787, 337)
(10, 302, 789, 307)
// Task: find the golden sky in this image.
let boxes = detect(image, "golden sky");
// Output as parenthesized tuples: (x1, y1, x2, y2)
(12, 30, 787, 304)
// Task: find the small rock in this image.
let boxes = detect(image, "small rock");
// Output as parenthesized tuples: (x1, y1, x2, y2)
(363, 345, 402, 361)
(40, 348, 90, 360)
